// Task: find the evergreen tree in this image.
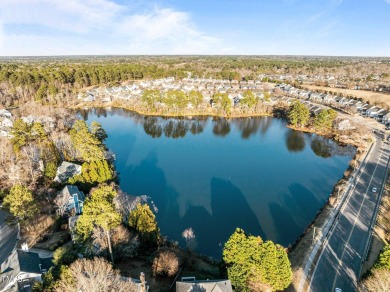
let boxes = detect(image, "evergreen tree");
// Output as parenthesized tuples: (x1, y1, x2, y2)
(241, 90, 259, 108)
(314, 109, 337, 131)
(223, 228, 292, 291)
(91, 121, 108, 142)
(128, 203, 159, 244)
(10, 118, 31, 153)
(70, 120, 105, 162)
(288, 101, 310, 128)
(3, 184, 38, 223)
(69, 159, 114, 186)
(76, 184, 121, 263)
(375, 245, 390, 270)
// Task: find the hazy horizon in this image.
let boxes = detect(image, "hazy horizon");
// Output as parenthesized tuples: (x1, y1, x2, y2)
(0, 0, 389, 57)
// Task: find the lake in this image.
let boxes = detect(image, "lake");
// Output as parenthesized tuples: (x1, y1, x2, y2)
(81, 108, 355, 258)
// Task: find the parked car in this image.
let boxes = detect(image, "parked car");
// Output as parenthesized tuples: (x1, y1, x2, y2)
(372, 187, 378, 193)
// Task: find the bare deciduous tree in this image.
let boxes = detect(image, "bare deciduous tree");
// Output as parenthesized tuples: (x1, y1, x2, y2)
(92, 225, 140, 258)
(152, 250, 180, 277)
(55, 257, 138, 292)
(360, 269, 390, 292)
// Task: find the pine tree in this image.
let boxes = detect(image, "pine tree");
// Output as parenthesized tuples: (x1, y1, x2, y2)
(223, 228, 292, 291)
(241, 90, 259, 108)
(76, 184, 121, 263)
(288, 101, 310, 127)
(3, 184, 38, 223)
(10, 119, 31, 153)
(70, 120, 105, 162)
(129, 203, 159, 243)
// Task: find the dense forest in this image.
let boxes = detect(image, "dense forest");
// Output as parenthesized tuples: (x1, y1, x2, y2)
(1, 56, 389, 107)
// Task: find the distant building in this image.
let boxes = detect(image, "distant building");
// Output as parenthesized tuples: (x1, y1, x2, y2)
(0, 109, 12, 118)
(0, 117, 13, 128)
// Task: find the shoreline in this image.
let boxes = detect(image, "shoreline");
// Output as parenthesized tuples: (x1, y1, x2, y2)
(68, 101, 370, 289)
(71, 106, 364, 219)
(69, 101, 274, 119)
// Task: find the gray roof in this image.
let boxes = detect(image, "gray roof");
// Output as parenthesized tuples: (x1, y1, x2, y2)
(176, 280, 232, 292)
(0, 210, 19, 265)
(54, 185, 85, 210)
(58, 185, 85, 202)
(54, 161, 82, 183)
(17, 250, 42, 274)
(0, 249, 53, 292)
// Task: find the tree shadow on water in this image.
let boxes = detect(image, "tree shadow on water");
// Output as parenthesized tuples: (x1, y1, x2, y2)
(269, 203, 301, 246)
(120, 151, 182, 237)
(182, 178, 266, 258)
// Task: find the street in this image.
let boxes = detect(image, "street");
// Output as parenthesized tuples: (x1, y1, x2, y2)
(308, 136, 390, 291)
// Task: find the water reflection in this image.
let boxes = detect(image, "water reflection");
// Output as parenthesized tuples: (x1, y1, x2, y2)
(212, 118, 231, 137)
(143, 117, 162, 138)
(79, 107, 356, 257)
(233, 118, 261, 139)
(286, 131, 305, 153)
(309, 135, 355, 158)
(78, 108, 276, 140)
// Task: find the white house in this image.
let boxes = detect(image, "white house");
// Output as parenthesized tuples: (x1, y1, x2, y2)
(21, 115, 35, 125)
(366, 106, 383, 117)
(0, 109, 12, 118)
(0, 117, 13, 128)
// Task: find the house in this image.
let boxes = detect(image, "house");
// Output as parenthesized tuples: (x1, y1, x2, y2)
(366, 106, 383, 118)
(0, 117, 13, 128)
(350, 100, 363, 109)
(376, 110, 389, 122)
(333, 96, 342, 104)
(53, 161, 82, 184)
(310, 106, 322, 115)
(0, 109, 12, 118)
(382, 112, 390, 124)
(359, 104, 370, 114)
(101, 96, 112, 102)
(54, 185, 85, 216)
(21, 116, 34, 125)
(176, 278, 233, 292)
(323, 94, 335, 103)
(0, 210, 52, 292)
(83, 94, 95, 102)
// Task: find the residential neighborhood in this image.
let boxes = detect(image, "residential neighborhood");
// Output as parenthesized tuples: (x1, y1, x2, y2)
(0, 210, 52, 292)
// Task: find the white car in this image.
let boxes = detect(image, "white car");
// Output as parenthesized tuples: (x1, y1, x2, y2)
(335, 288, 342, 292)
(372, 187, 378, 193)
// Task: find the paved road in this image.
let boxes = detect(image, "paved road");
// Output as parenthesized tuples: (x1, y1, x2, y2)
(308, 135, 390, 292)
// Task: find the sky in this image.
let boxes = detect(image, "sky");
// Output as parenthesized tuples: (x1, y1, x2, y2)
(0, 0, 389, 56)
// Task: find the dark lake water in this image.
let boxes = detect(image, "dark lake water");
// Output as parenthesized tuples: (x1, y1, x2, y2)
(81, 108, 355, 258)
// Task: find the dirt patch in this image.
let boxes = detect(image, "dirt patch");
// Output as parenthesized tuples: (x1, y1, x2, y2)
(33, 231, 70, 250)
